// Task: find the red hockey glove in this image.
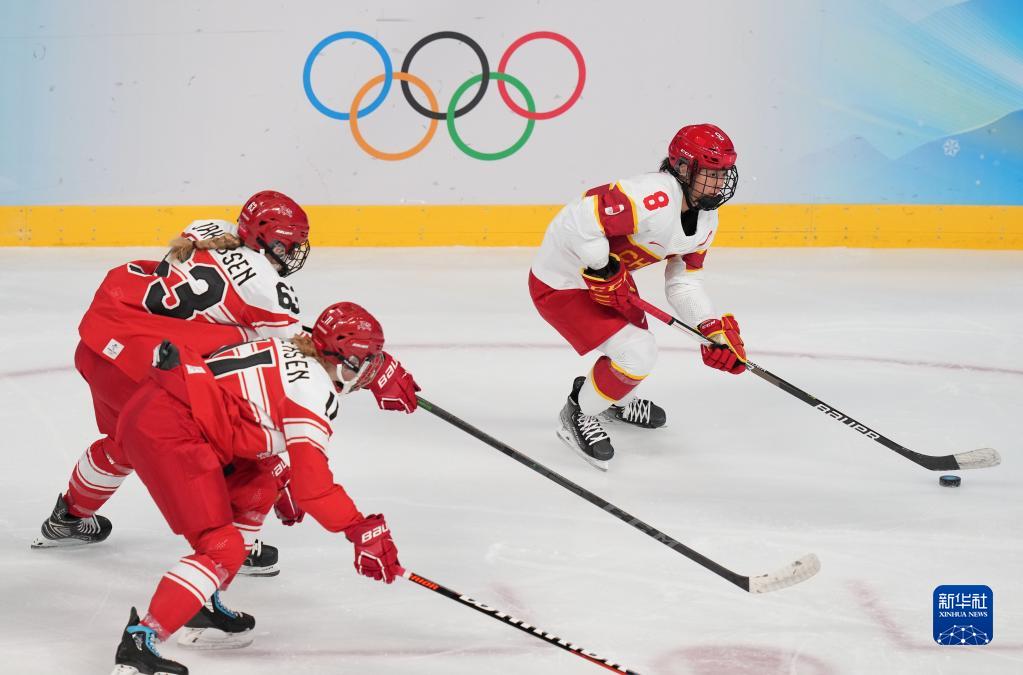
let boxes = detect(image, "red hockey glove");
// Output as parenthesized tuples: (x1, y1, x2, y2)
(698, 314, 747, 374)
(262, 456, 305, 526)
(582, 254, 638, 311)
(368, 352, 420, 413)
(273, 486, 305, 526)
(581, 254, 647, 327)
(344, 514, 401, 583)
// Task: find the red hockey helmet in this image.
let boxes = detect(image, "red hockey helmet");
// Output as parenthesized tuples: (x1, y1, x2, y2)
(666, 124, 738, 211)
(311, 302, 385, 394)
(237, 190, 311, 277)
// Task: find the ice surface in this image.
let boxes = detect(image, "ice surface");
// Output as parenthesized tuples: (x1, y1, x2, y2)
(1, 247, 1020, 674)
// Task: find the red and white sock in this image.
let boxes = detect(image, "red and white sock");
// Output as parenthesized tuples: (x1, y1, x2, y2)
(64, 438, 132, 518)
(143, 554, 224, 640)
(234, 512, 265, 557)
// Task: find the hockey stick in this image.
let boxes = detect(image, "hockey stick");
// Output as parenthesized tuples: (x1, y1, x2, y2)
(416, 396, 820, 593)
(631, 297, 1001, 472)
(401, 568, 640, 674)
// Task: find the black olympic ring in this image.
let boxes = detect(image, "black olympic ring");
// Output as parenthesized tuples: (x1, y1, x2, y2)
(400, 31, 490, 121)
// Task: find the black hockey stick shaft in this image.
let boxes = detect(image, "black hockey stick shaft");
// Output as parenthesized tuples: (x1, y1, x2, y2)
(417, 396, 749, 591)
(401, 568, 640, 674)
(631, 297, 975, 471)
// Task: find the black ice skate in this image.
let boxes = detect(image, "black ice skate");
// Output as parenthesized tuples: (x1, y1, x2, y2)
(601, 397, 667, 429)
(557, 376, 615, 471)
(112, 606, 188, 675)
(177, 591, 255, 650)
(237, 539, 279, 577)
(31, 493, 112, 549)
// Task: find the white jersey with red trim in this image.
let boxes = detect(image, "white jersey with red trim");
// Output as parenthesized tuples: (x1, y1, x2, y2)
(171, 219, 302, 341)
(205, 337, 339, 461)
(530, 172, 719, 326)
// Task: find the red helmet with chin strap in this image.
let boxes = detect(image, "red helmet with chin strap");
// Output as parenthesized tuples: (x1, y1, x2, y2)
(666, 124, 738, 211)
(237, 190, 311, 277)
(311, 302, 385, 393)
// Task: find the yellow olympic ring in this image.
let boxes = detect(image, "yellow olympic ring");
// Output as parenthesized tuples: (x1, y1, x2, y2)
(349, 72, 439, 161)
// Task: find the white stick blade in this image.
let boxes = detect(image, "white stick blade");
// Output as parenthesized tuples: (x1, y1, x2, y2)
(954, 447, 1001, 470)
(747, 553, 821, 594)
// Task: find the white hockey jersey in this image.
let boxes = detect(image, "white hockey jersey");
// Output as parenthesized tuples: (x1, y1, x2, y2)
(205, 337, 338, 460)
(176, 219, 303, 341)
(530, 172, 719, 326)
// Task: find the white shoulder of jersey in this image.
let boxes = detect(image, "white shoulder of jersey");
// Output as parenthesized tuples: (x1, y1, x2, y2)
(217, 248, 301, 330)
(617, 171, 684, 202)
(557, 172, 683, 233)
(616, 172, 685, 237)
(274, 338, 338, 430)
(181, 219, 239, 241)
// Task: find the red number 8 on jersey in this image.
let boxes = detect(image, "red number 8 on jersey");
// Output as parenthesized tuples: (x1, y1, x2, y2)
(643, 191, 669, 210)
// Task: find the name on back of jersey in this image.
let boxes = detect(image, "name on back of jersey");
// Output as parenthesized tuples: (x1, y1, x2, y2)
(279, 340, 312, 383)
(213, 249, 257, 287)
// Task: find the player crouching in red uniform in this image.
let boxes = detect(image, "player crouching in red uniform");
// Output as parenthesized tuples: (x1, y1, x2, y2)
(529, 124, 746, 470)
(35, 190, 313, 581)
(110, 302, 419, 675)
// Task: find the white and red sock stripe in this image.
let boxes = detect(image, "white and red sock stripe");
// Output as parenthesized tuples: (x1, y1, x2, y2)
(234, 520, 262, 553)
(164, 555, 220, 605)
(65, 441, 133, 517)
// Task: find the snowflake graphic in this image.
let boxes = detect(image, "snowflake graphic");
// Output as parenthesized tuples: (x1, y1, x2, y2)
(936, 624, 990, 645)
(943, 139, 960, 157)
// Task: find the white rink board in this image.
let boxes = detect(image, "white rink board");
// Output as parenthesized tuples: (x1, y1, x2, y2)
(0, 247, 1021, 674)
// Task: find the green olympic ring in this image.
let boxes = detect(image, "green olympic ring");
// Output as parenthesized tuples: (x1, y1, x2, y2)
(447, 72, 536, 161)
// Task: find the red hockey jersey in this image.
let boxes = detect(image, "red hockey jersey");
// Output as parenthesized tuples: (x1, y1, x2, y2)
(79, 219, 303, 382)
(166, 337, 360, 533)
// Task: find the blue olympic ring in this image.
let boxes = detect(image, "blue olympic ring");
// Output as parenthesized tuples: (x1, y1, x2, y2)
(302, 31, 393, 121)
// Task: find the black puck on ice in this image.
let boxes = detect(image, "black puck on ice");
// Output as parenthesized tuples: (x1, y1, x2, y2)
(939, 475, 961, 488)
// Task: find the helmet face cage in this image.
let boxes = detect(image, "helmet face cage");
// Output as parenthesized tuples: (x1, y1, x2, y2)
(261, 236, 310, 277)
(321, 348, 382, 394)
(686, 161, 738, 211)
(668, 157, 739, 211)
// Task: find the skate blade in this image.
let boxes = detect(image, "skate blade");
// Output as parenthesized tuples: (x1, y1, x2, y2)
(236, 563, 280, 577)
(111, 665, 141, 675)
(30, 536, 94, 549)
(556, 427, 609, 472)
(177, 626, 254, 650)
(111, 666, 180, 675)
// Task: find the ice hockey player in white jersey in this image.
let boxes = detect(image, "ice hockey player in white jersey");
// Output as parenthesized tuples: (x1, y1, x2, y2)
(528, 124, 747, 469)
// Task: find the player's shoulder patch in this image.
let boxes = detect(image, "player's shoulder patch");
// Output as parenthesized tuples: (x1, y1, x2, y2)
(583, 181, 637, 237)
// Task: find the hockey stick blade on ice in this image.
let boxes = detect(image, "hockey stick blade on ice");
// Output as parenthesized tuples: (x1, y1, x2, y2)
(402, 568, 640, 674)
(416, 396, 820, 593)
(631, 298, 1001, 472)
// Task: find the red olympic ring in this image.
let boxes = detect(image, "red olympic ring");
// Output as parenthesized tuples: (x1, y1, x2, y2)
(497, 31, 586, 121)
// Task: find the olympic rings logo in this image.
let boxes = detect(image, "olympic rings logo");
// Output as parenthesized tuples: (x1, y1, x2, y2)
(302, 30, 586, 161)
